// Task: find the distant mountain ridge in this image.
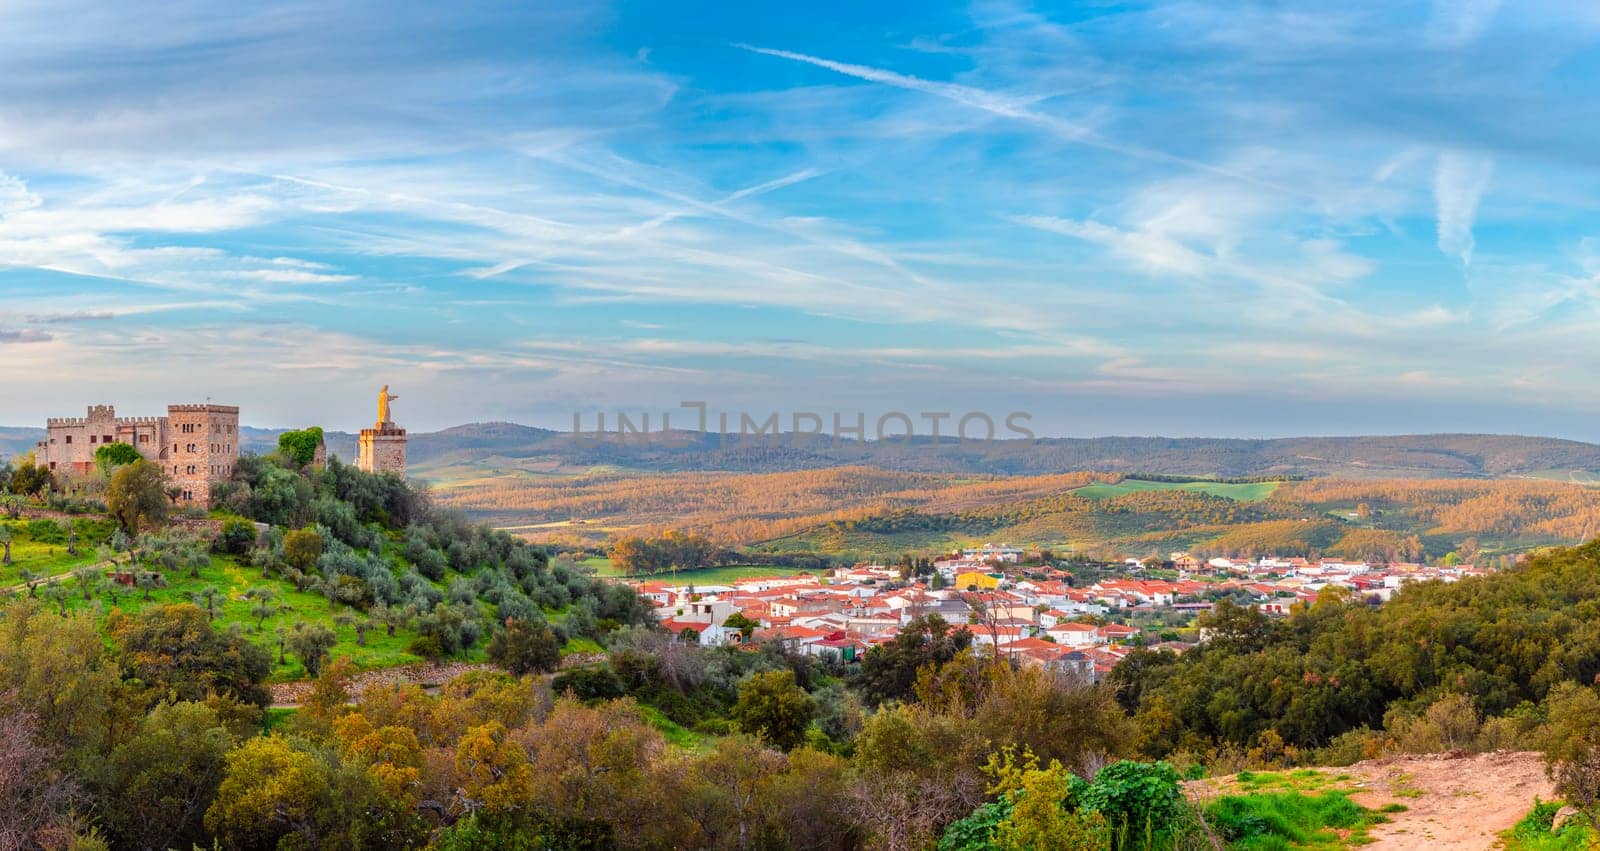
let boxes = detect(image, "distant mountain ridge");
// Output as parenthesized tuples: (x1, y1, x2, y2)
(5, 421, 1599, 479)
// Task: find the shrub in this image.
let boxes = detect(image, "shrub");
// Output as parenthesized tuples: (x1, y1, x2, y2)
(1077, 760, 1182, 847)
(26, 519, 65, 544)
(550, 666, 626, 702)
(487, 620, 562, 676)
(213, 518, 258, 555)
(407, 634, 444, 659)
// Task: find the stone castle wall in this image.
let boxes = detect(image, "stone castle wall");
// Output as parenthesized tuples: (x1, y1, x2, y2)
(36, 403, 239, 507)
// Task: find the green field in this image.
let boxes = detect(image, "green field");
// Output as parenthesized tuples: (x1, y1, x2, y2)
(1072, 479, 1280, 501)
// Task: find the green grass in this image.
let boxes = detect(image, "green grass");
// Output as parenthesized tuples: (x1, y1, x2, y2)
(634, 702, 708, 751)
(263, 707, 298, 733)
(1503, 800, 1591, 850)
(1072, 479, 1280, 502)
(562, 636, 604, 655)
(30, 552, 436, 680)
(0, 518, 115, 587)
(1206, 790, 1382, 849)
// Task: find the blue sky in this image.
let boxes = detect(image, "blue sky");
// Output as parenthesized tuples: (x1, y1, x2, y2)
(3, 0, 1600, 438)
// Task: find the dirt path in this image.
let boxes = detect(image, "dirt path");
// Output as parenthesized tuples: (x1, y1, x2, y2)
(1344, 751, 1552, 849)
(1, 557, 117, 595)
(1191, 751, 1551, 850)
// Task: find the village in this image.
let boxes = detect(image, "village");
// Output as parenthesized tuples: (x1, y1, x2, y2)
(629, 543, 1497, 681)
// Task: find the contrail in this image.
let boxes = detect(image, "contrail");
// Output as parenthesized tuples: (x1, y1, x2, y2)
(737, 44, 1305, 197)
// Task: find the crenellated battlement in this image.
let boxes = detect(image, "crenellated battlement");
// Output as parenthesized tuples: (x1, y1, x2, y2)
(48, 413, 166, 427)
(38, 399, 241, 510)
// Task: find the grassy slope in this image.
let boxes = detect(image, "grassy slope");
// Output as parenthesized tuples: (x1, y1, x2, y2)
(2, 517, 530, 680)
(0, 521, 113, 586)
(32, 551, 447, 679)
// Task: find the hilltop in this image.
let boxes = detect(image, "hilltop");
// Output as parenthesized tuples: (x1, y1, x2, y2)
(7, 423, 1597, 480)
(401, 428, 1600, 479)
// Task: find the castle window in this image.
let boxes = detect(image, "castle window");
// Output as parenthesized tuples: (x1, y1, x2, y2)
(89, 435, 97, 444)
(64, 436, 70, 444)
(104, 435, 112, 443)
(49, 462, 56, 470)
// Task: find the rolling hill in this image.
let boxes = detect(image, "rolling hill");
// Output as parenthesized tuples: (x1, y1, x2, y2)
(7, 421, 1600, 480)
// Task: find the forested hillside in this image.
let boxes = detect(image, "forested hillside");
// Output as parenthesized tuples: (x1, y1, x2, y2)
(411, 428, 1600, 478)
(1112, 538, 1600, 771)
(431, 462, 1600, 563)
(11, 424, 1597, 479)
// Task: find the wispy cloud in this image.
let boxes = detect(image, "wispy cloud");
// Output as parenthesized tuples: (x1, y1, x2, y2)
(736, 43, 1303, 196)
(1434, 151, 1494, 266)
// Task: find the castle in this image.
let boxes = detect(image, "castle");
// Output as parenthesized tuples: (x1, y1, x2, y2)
(35, 403, 240, 507)
(35, 385, 404, 507)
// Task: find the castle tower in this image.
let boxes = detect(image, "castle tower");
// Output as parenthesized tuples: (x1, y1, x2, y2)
(357, 384, 407, 475)
(166, 404, 240, 506)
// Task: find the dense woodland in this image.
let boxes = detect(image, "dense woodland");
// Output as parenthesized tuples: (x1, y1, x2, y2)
(437, 464, 1600, 564)
(1112, 539, 1600, 769)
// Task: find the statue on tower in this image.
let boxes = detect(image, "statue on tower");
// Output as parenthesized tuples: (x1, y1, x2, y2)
(377, 385, 399, 426)
(360, 384, 408, 475)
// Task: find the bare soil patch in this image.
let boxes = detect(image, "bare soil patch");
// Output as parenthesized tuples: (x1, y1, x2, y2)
(1190, 751, 1552, 850)
(1344, 751, 1552, 849)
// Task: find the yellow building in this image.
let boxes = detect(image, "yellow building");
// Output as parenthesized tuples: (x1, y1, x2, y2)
(955, 572, 1002, 590)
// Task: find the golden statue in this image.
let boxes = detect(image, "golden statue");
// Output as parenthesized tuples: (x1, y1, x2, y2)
(377, 385, 399, 425)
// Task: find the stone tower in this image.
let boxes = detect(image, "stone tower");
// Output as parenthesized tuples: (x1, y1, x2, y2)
(165, 404, 240, 506)
(357, 384, 407, 475)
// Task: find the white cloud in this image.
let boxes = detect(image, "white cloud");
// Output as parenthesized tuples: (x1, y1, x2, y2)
(1434, 151, 1494, 266)
(0, 172, 41, 215)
